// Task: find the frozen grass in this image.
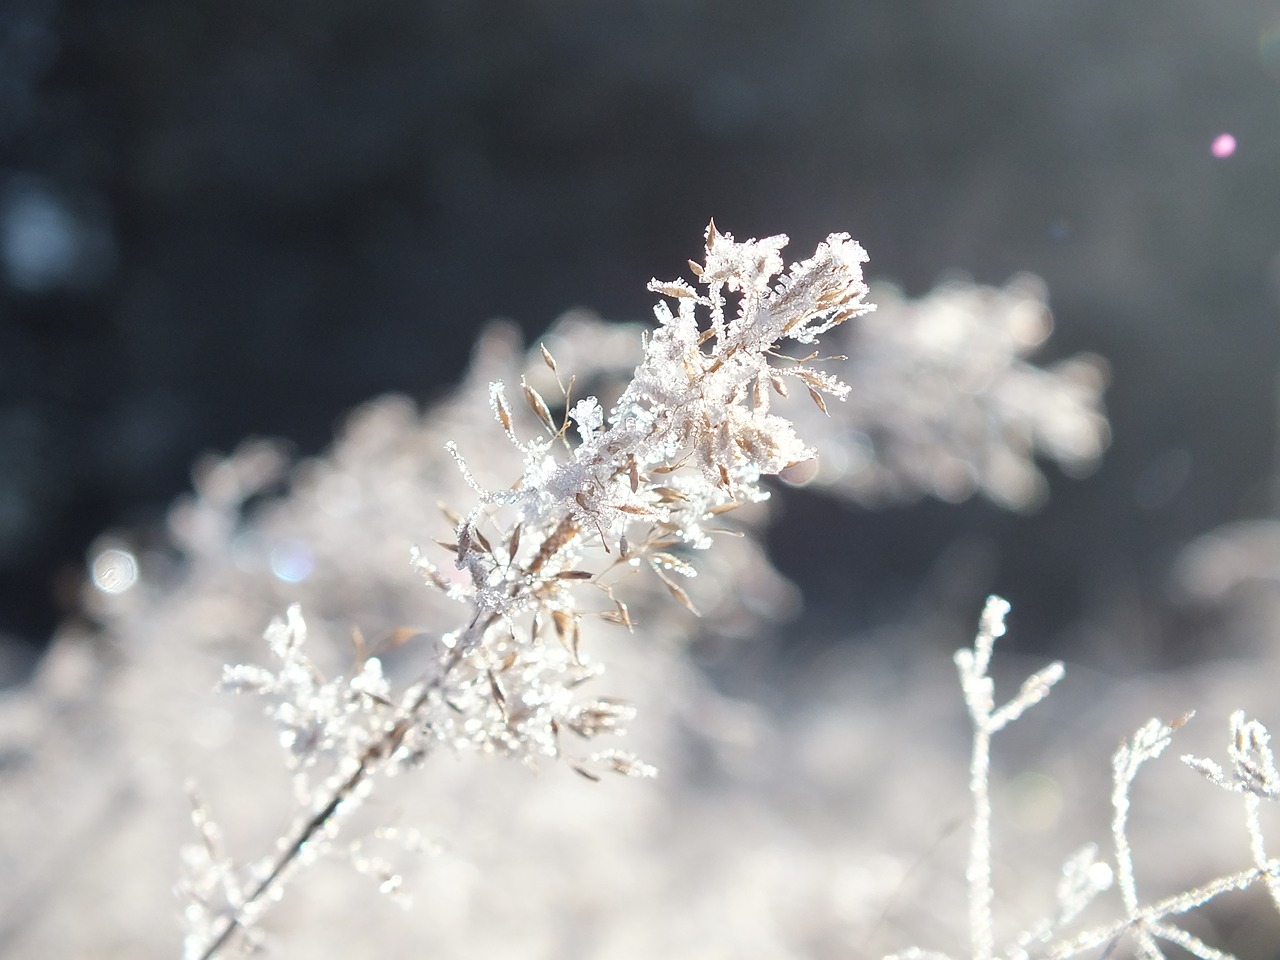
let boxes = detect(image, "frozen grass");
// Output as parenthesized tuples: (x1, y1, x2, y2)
(10, 224, 1275, 959)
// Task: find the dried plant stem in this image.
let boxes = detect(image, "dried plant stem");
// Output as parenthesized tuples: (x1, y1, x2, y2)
(194, 763, 365, 960)
(967, 723, 995, 960)
(953, 597, 1063, 960)
(194, 645, 466, 960)
(1045, 862, 1280, 959)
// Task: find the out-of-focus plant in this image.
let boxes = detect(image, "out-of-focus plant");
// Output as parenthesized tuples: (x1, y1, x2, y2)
(886, 596, 1280, 960)
(797, 276, 1109, 511)
(0, 222, 1131, 960)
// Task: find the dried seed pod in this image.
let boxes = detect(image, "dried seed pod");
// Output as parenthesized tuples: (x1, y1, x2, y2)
(599, 599, 633, 630)
(652, 486, 688, 502)
(492, 389, 513, 433)
(752, 376, 767, 410)
(529, 516, 579, 574)
(522, 378, 556, 432)
(469, 525, 493, 555)
(650, 562, 700, 616)
(649, 280, 698, 299)
(551, 609, 581, 662)
(706, 502, 742, 516)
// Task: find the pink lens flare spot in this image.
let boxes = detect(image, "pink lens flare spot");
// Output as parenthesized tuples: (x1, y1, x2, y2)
(1211, 133, 1237, 158)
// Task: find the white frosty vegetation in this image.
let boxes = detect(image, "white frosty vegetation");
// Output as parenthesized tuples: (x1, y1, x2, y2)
(10, 220, 1280, 960)
(179, 223, 874, 957)
(886, 596, 1280, 960)
(795, 276, 1110, 510)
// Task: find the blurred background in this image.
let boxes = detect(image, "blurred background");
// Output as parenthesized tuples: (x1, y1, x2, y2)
(2, 0, 1279, 679)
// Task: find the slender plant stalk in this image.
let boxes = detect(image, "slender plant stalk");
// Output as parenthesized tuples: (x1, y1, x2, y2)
(967, 722, 994, 960)
(194, 645, 466, 960)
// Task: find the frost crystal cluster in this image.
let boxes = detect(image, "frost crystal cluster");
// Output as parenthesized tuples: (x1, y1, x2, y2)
(178, 223, 873, 957)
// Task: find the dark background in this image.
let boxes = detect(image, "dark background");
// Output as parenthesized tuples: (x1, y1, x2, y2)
(2, 0, 1278, 676)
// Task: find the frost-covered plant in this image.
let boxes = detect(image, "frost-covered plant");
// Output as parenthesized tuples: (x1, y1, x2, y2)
(179, 223, 873, 957)
(0, 221, 1135, 959)
(12, 210, 1280, 960)
(797, 276, 1109, 510)
(888, 596, 1280, 960)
